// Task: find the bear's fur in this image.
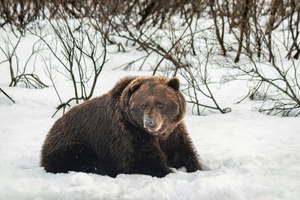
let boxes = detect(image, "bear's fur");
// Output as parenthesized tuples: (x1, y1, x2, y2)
(41, 76, 202, 177)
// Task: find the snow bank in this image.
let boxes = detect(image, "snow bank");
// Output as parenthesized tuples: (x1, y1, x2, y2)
(1, 70, 300, 199)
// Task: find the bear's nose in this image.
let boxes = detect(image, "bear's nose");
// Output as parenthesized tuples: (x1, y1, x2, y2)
(144, 117, 156, 128)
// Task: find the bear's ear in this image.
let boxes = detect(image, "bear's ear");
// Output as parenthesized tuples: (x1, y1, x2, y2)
(130, 81, 142, 93)
(167, 77, 180, 91)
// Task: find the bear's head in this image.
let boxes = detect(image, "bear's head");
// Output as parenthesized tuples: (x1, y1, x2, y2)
(121, 76, 186, 138)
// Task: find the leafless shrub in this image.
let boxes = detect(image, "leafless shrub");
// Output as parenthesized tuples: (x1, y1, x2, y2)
(1, 0, 299, 117)
(33, 15, 108, 116)
(0, 32, 21, 85)
(178, 31, 231, 115)
(0, 0, 44, 35)
(209, 0, 300, 116)
(228, 36, 300, 117)
(240, 59, 300, 116)
(179, 61, 231, 115)
(0, 31, 47, 89)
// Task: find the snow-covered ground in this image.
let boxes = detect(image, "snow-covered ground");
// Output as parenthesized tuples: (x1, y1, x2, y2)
(1, 29, 300, 199)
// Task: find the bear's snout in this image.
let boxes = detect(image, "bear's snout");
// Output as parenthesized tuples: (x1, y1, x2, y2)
(144, 117, 156, 129)
(143, 117, 162, 133)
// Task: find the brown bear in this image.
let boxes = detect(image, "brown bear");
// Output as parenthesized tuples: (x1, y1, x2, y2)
(40, 76, 202, 177)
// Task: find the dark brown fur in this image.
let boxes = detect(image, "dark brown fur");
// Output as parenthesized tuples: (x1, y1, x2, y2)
(41, 76, 202, 177)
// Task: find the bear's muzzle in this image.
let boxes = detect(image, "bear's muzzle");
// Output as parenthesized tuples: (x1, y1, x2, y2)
(144, 117, 162, 133)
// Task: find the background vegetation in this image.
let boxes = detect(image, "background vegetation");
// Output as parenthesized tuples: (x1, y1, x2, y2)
(0, 0, 299, 116)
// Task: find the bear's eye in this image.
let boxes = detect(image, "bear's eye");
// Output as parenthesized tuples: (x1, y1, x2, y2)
(157, 102, 163, 108)
(141, 104, 146, 109)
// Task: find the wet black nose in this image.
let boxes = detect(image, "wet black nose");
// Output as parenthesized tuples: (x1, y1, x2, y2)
(144, 117, 155, 128)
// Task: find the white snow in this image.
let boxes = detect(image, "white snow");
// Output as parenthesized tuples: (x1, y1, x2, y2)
(1, 30, 300, 200)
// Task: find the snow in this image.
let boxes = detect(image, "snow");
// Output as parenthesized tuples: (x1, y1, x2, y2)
(1, 32, 300, 200)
